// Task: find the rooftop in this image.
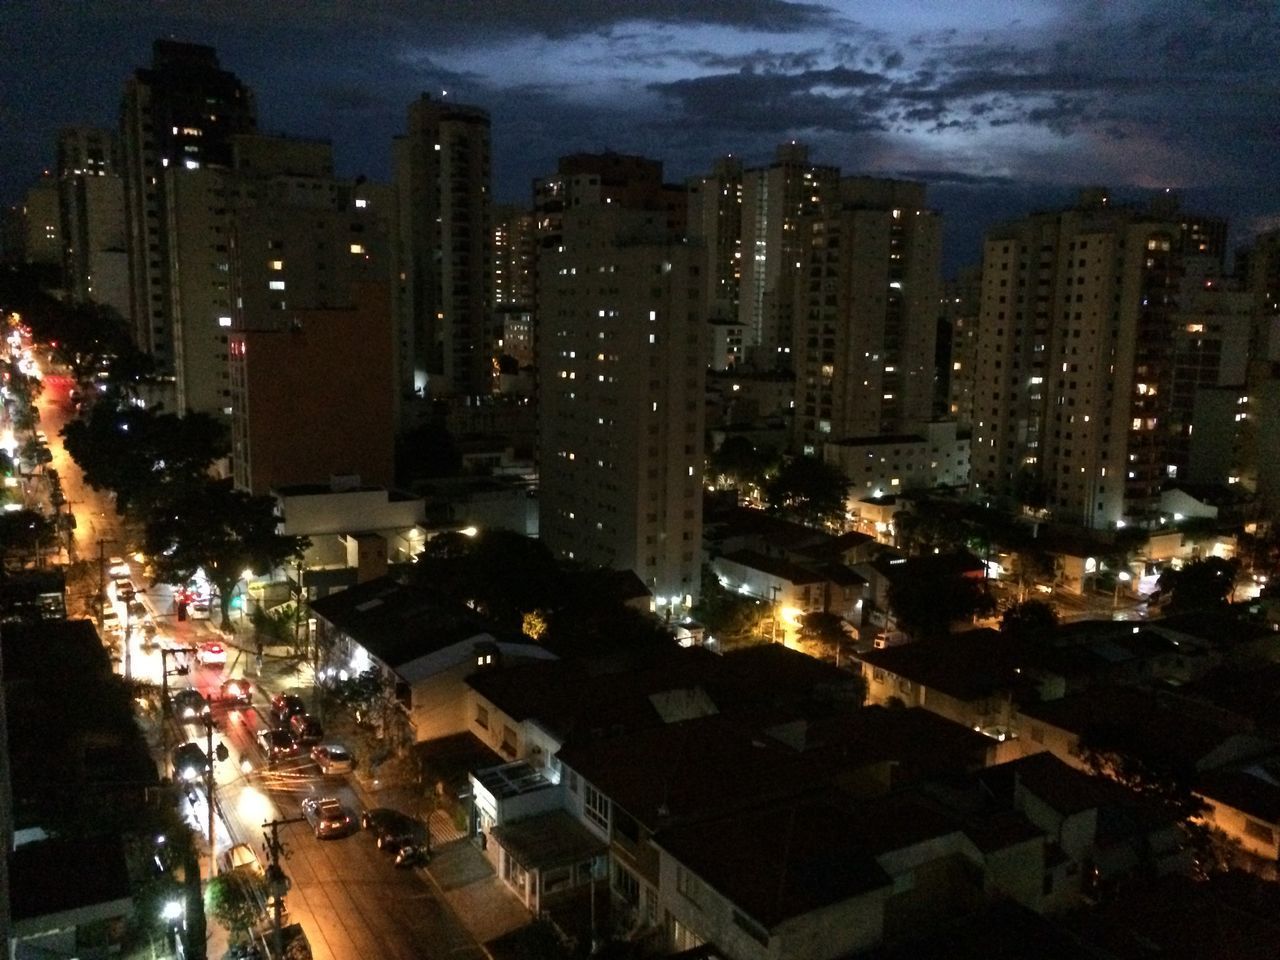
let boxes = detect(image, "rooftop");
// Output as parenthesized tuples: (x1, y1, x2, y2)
(10, 836, 133, 923)
(492, 809, 607, 871)
(310, 576, 493, 670)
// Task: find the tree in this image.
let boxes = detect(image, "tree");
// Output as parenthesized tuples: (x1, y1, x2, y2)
(1156, 556, 1239, 610)
(205, 870, 267, 942)
(145, 478, 308, 630)
(1000, 599, 1058, 641)
(692, 563, 771, 647)
(798, 611, 853, 666)
(0, 508, 57, 568)
(764, 455, 848, 527)
(62, 403, 227, 518)
(886, 555, 994, 641)
(707, 436, 776, 492)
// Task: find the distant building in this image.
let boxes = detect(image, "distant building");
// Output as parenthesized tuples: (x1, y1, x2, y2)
(706, 317, 746, 371)
(536, 153, 704, 614)
(21, 176, 62, 269)
(823, 419, 970, 498)
(229, 281, 395, 493)
(393, 95, 492, 402)
(120, 39, 256, 370)
(56, 127, 128, 315)
(793, 177, 942, 453)
(737, 142, 839, 370)
(686, 155, 744, 323)
(969, 188, 1230, 528)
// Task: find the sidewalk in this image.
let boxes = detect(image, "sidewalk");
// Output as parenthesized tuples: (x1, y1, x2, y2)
(247, 641, 530, 952)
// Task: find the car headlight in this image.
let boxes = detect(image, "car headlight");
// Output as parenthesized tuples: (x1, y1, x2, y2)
(182, 767, 198, 782)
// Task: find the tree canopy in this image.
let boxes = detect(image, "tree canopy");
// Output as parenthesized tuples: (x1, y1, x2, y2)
(886, 554, 994, 641)
(205, 870, 267, 941)
(62, 403, 228, 518)
(763, 455, 848, 527)
(1156, 556, 1239, 610)
(1000, 599, 1058, 641)
(145, 478, 308, 629)
(707, 436, 777, 492)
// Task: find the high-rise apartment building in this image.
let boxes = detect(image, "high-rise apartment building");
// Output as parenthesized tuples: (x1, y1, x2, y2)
(22, 176, 62, 269)
(57, 128, 128, 314)
(738, 143, 839, 370)
(225, 156, 394, 493)
(793, 178, 942, 452)
(970, 189, 1228, 528)
(166, 134, 387, 420)
(686, 155, 743, 323)
(1238, 230, 1280, 510)
(393, 95, 491, 402)
(120, 40, 255, 369)
(943, 265, 982, 428)
(537, 154, 704, 613)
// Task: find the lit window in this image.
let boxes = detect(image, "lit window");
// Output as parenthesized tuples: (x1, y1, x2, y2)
(218, 316, 232, 328)
(350, 243, 365, 254)
(269, 280, 286, 291)
(355, 198, 368, 208)
(269, 260, 284, 271)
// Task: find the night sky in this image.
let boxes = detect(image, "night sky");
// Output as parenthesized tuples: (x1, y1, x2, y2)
(4, 0, 1278, 272)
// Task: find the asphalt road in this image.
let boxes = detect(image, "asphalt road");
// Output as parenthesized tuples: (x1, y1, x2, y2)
(187, 663, 486, 960)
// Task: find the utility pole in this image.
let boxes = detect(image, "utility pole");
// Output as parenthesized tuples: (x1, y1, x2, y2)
(262, 816, 304, 958)
(202, 713, 229, 881)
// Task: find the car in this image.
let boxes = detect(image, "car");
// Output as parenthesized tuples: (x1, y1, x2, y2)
(270, 693, 306, 725)
(218, 842, 264, 877)
(310, 744, 354, 776)
(289, 713, 324, 745)
(301, 797, 355, 839)
(220, 678, 252, 706)
(257, 728, 301, 763)
(172, 742, 209, 782)
(172, 687, 209, 720)
(361, 808, 425, 850)
(100, 608, 122, 635)
(196, 641, 227, 666)
(113, 578, 136, 602)
(190, 600, 211, 620)
(108, 555, 130, 577)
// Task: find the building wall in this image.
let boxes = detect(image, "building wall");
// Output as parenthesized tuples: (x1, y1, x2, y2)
(22, 178, 62, 268)
(230, 282, 394, 493)
(277, 488, 423, 537)
(1197, 795, 1280, 861)
(120, 40, 256, 368)
(657, 846, 888, 960)
(970, 192, 1228, 528)
(538, 200, 705, 609)
(824, 420, 969, 497)
(793, 178, 942, 452)
(393, 95, 492, 400)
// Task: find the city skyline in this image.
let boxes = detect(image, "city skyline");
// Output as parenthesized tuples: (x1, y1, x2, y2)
(3, 0, 1278, 271)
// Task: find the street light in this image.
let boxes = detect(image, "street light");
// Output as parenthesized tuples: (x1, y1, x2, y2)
(1114, 571, 1132, 608)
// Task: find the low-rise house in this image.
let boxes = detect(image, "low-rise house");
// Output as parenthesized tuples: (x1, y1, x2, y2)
(1015, 685, 1275, 784)
(1195, 760, 1280, 866)
(823, 419, 970, 499)
(9, 836, 135, 959)
(310, 576, 557, 744)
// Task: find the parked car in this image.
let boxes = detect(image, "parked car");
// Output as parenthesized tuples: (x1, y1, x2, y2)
(196, 641, 227, 666)
(257, 728, 301, 763)
(270, 693, 306, 725)
(100, 608, 122, 636)
(361, 808, 424, 850)
(190, 600, 211, 620)
(218, 842, 264, 876)
(289, 713, 324, 745)
(311, 744, 354, 776)
(301, 797, 356, 839)
(172, 742, 209, 782)
(220, 678, 252, 706)
(108, 555, 130, 577)
(113, 578, 136, 602)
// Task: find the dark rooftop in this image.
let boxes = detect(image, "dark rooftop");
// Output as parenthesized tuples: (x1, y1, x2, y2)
(491, 809, 607, 871)
(655, 798, 892, 929)
(310, 576, 493, 670)
(857, 628, 1024, 702)
(10, 836, 133, 922)
(719, 549, 826, 585)
(1197, 764, 1280, 824)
